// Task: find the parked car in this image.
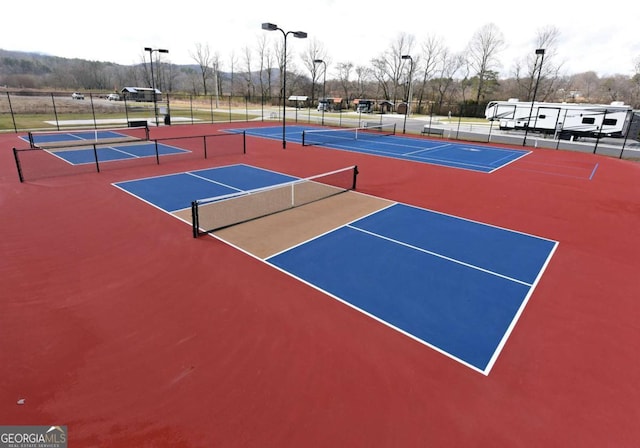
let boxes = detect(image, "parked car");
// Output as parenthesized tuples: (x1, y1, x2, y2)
(356, 99, 374, 113)
(71, 92, 84, 100)
(107, 93, 120, 101)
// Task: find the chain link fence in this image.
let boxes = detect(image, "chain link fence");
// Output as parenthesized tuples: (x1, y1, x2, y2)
(3, 90, 639, 160)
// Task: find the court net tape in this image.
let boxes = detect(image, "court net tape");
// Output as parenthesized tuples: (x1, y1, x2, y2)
(301, 123, 396, 147)
(191, 165, 358, 237)
(28, 124, 150, 149)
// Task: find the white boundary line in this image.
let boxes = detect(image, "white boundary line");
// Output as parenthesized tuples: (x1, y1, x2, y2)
(113, 164, 559, 375)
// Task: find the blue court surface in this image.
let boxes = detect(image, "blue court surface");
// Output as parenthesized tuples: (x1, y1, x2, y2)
(25, 130, 138, 146)
(230, 125, 528, 173)
(114, 164, 557, 374)
(268, 204, 557, 374)
(113, 164, 298, 212)
(49, 142, 189, 165)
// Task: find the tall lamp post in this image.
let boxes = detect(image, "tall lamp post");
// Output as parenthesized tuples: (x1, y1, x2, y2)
(313, 59, 326, 125)
(401, 54, 413, 134)
(262, 23, 307, 149)
(144, 47, 169, 126)
(523, 48, 545, 146)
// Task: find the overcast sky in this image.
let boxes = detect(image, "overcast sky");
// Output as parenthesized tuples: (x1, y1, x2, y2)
(3, 0, 639, 78)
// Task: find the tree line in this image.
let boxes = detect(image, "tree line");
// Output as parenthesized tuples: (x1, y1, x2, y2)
(2, 23, 640, 116)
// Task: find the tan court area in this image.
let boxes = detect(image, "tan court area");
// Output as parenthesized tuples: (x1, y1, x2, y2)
(174, 191, 394, 259)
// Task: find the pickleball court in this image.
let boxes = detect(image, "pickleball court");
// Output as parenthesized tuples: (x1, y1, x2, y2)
(114, 163, 557, 374)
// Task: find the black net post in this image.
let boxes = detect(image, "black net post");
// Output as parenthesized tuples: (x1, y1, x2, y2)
(352, 165, 359, 190)
(166, 93, 172, 125)
(242, 131, 246, 154)
(92, 144, 101, 173)
(13, 148, 24, 183)
(191, 201, 200, 238)
(204, 135, 208, 159)
(155, 140, 160, 165)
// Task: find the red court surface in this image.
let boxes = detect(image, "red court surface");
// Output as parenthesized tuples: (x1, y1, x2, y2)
(1, 123, 639, 447)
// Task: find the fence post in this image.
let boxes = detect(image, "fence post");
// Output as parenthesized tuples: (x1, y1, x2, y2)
(210, 94, 215, 123)
(89, 93, 98, 129)
(51, 93, 60, 131)
(6, 92, 18, 133)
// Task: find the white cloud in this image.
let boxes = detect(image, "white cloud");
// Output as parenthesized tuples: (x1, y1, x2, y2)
(3, 0, 638, 77)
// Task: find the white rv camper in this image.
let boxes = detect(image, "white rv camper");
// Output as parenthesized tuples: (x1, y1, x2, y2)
(485, 99, 634, 140)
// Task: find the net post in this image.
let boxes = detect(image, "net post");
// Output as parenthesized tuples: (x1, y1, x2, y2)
(155, 140, 160, 165)
(352, 165, 358, 190)
(13, 148, 24, 183)
(145, 123, 150, 141)
(243, 131, 246, 154)
(191, 201, 200, 238)
(203, 135, 208, 159)
(92, 144, 101, 173)
(301, 131, 306, 147)
(27, 132, 35, 148)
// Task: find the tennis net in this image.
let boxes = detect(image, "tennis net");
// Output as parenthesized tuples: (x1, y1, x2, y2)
(28, 125, 150, 149)
(191, 165, 358, 237)
(301, 123, 396, 147)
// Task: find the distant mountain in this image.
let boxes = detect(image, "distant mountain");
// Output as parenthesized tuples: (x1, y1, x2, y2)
(0, 49, 229, 92)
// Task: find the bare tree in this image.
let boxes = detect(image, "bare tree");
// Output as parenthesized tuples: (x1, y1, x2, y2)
(301, 38, 329, 104)
(336, 62, 354, 103)
(269, 34, 305, 102)
(141, 51, 172, 93)
(432, 49, 464, 113)
(630, 55, 640, 108)
(256, 34, 274, 103)
(211, 52, 221, 108)
(416, 34, 445, 113)
(511, 26, 563, 102)
(160, 61, 177, 94)
(370, 33, 415, 104)
(354, 65, 372, 102)
(183, 67, 200, 95)
(241, 45, 255, 100)
(571, 71, 600, 101)
(599, 75, 632, 103)
(467, 23, 505, 112)
(190, 43, 214, 95)
(272, 39, 285, 103)
(228, 52, 237, 96)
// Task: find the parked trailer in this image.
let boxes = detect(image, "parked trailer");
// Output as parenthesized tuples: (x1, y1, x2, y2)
(485, 99, 634, 140)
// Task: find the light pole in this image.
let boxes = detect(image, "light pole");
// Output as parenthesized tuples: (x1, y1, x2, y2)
(401, 54, 413, 134)
(262, 23, 307, 149)
(313, 59, 326, 125)
(523, 48, 545, 146)
(144, 47, 169, 126)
